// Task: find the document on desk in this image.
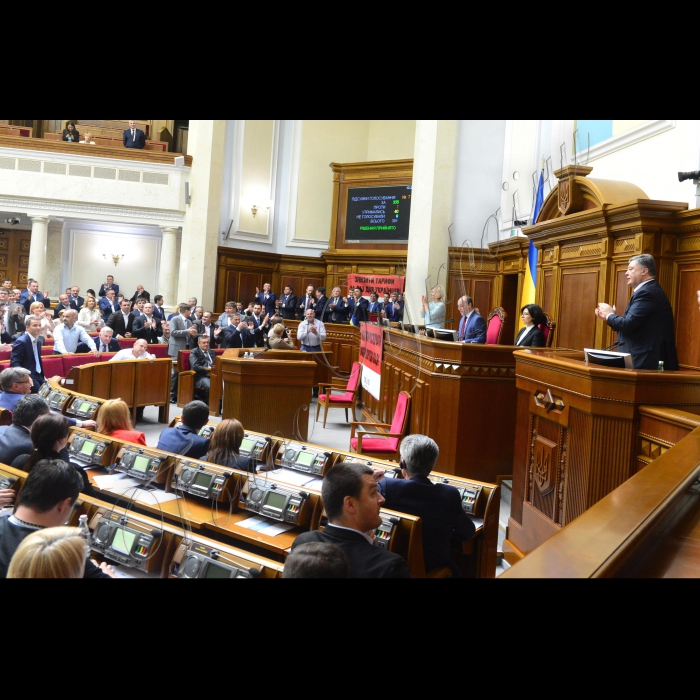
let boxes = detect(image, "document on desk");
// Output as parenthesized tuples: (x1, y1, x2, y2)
(262, 468, 322, 490)
(236, 516, 295, 537)
(133, 489, 180, 504)
(93, 474, 142, 491)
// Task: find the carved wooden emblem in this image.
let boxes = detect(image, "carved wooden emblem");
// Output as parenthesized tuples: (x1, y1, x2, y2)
(534, 437, 556, 496)
(533, 388, 565, 413)
(558, 180, 571, 215)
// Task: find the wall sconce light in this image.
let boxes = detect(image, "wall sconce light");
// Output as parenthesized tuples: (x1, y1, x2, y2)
(103, 253, 125, 267)
(251, 200, 271, 218)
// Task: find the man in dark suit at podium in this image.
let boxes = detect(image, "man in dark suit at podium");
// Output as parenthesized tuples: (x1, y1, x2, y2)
(123, 120, 146, 149)
(596, 254, 679, 370)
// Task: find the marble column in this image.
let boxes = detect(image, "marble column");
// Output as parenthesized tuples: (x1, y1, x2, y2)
(46, 219, 65, 298)
(177, 120, 226, 311)
(28, 215, 50, 290)
(404, 120, 458, 325)
(158, 226, 180, 312)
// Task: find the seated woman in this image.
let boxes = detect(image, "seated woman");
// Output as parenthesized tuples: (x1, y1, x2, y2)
(62, 121, 80, 143)
(7, 526, 87, 578)
(77, 295, 103, 332)
(11, 413, 93, 493)
(96, 399, 147, 445)
(29, 301, 55, 339)
(420, 285, 446, 329)
(515, 304, 546, 347)
(267, 323, 295, 350)
(205, 419, 255, 473)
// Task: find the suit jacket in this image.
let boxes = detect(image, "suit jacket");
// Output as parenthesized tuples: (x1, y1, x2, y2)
(218, 324, 257, 349)
(98, 283, 119, 298)
(368, 300, 383, 314)
(459, 311, 486, 344)
(21, 291, 51, 314)
(5, 302, 25, 337)
(70, 295, 85, 309)
(152, 305, 165, 321)
(129, 290, 151, 304)
(157, 425, 209, 459)
(123, 128, 146, 149)
(255, 291, 277, 317)
(168, 314, 194, 358)
(277, 294, 297, 321)
(132, 315, 162, 344)
(297, 293, 316, 320)
(384, 301, 404, 323)
(515, 326, 545, 347)
(192, 320, 217, 347)
(324, 297, 349, 324)
(10, 333, 44, 388)
(378, 476, 475, 572)
(53, 301, 77, 319)
(190, 346, 215, 376)
(293, 525, 411, 579)
(0, 424, 35, 468)
(95, 338, 121, 353)
(106, 311, 135, 338)
(348, 297, 369, 324)
(314, 295, 329, 321)
(606, 279, 679, 370)
(99, 296, 119, 320)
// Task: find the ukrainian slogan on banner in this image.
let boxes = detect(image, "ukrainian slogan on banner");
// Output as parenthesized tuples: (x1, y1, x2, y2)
(347, 274, 405, 297)
(359, 322, 383, 400)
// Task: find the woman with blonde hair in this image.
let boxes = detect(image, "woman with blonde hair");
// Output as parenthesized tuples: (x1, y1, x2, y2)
(96, 398, 147, 445)
(420, 284, 446, 329)
(267, 323, 295, 350)
(29, 301, 55, 339)
(7, 526, 87, 578)
(205, 418, 255, 473)
(78, 295, 103, 332)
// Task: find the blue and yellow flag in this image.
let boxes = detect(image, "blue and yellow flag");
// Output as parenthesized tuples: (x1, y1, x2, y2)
(520, 169, 544, 327)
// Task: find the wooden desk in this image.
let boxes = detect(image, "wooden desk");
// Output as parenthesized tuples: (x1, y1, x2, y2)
(505, 349, 700, 561)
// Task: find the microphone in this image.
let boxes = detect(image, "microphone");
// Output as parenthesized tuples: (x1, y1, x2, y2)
(444, 318, 454, 323)
(602, 341, 621, 351)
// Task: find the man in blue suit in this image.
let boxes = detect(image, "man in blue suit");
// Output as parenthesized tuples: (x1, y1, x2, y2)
(10, 316, 45, 393)
(156, 400, 210, 459)
(347, 287, 369, 324)
(457, 295, 486, 344)
(255, 283, 277, 317)
(368, 292, 383, 315)
(19, 280, 51, 314)
(375, 434, 476, 574)
(595, 253, 679, 370)
(123, 120, 146, 149)
(98, 275, 119, 298)
(383, 292, 404, 323)
(99, 289, 120, 321)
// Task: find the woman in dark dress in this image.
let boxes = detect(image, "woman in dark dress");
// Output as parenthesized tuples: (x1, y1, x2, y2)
(515, 304, 546, 347)
(205, 419, 255, 473)
(62, 121, 80, 142)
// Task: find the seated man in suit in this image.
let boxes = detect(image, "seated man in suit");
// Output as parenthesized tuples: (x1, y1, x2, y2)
(292, 461, 410, 578)
(375, 434, 475, 574)
(99, 289, 120, 321)
(190, 334, 215, 403)
(457, 295, 486, 343)
(129, 285, 150, 305)
(70, 286, 85, 310)
(0, 367, 34, 411)
(10, 316, 45, 392)
(156, 400, 209, 459)
(595, 253, 679, 370)
(106, 299, 136, 339)
(53, 293, 76, 319)
(98, 275, 119, 298)
(132, 303, 162, 344)
(276, 286, 297, 321)
(95, 326, 121, 354)
(0, 394, 49, 465)
(20, 280, 51, 315)
(123, 120, 146, 149)
(255, 283, 277, 317)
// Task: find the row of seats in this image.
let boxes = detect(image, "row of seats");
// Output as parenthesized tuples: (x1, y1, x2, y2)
(44, 132, 168, 152)
(0, 125, 32, 138)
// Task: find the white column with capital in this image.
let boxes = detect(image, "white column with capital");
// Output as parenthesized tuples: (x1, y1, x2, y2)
(404, 120, 458, 325)
(28, 216, 50, 289)
(158, 226, 180, 312)
(46, 219, 65, 299)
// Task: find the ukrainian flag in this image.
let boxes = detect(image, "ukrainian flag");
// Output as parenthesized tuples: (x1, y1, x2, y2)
(520, 169, 544, 328)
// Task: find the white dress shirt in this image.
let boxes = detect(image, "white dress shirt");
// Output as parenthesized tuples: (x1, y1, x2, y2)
(110, 348, 155, 361)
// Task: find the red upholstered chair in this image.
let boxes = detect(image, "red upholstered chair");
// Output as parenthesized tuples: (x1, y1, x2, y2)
(316, 362, 362, 428)
(0, 351, 10, 362)
(538, 312, 556, 348)
(485, 307, 507, 345)
(119, 338, 136, 348)
(349, 391, 411, 462)
(149, 344, 170, 358)
(41, 356, 65, 378)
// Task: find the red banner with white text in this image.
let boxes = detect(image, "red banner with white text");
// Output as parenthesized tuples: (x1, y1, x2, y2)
(359, 322, 383, 400)
(347, 274, 405, 297)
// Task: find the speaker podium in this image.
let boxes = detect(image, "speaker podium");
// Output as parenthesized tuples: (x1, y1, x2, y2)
(219, 349, 328, 441)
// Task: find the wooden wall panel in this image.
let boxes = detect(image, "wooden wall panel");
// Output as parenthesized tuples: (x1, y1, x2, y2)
(473, 279, 492, 321)
(0, 229, 31, 288)
(676, 264, 700, 368)
(510, 389, 532, 525)
(558, 266, 599, 350)
(239, 273, 261, 307)
(529, 417, 560, 521)
(542, 270, 553, 316)
(614, 266, 631, 316)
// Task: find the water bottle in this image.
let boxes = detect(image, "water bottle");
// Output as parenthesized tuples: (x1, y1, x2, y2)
(78, 514, 91, 557)
(658, 361, 664, 372)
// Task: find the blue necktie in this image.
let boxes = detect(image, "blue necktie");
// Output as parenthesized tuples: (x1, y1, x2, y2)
(32, 339, 41, 373)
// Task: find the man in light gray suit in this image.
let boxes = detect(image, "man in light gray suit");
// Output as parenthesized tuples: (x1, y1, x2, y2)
(0, 287, 25, 338)
(168, 302, 198, 402)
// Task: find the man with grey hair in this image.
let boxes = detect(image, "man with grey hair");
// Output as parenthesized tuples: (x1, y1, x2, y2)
(374, 434, 476, 574)
(52, 310, 98, 356)
(595, 254, 679, 370)
(0, 394, 50, 464)
(0, 367, 33, 411)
